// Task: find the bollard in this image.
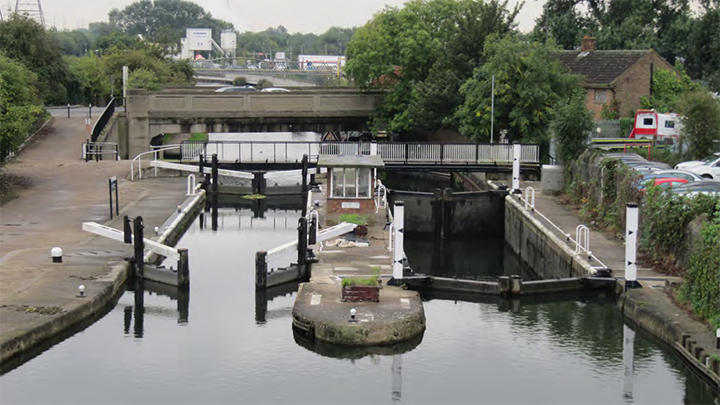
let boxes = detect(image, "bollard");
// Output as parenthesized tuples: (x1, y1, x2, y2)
(77, 285, 86, 298)
(255, 250, 268, 290)
(67, 103, 71, 118)
(625, 203, 639, 289)
(498, 276, 510, 296)
(510, 275, 522, 296)
(177, 248, 189, 287)
(51, 247, 63, 263)
(133, 216, 144, 278)
(392, 201, 405, 281)
(349, 308, 357, 323)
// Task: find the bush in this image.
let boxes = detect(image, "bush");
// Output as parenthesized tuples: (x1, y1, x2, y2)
(232, 76, 247, 86)
(257, 79, 273, 89)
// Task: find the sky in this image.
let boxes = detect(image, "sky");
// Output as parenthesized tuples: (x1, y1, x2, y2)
(4, 0, 546, 34)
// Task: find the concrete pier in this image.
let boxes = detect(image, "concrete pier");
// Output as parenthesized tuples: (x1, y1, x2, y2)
(291, 174, 426, 346)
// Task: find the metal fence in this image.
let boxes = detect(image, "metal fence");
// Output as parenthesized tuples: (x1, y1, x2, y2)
(180, 141, 540, 165)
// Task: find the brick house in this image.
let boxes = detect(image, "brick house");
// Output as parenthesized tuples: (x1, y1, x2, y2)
(558, 36, 680, 119)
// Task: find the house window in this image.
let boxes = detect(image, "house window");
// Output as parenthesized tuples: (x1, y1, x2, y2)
(594, 89, 608, 103)
(330, 168, 372, 198)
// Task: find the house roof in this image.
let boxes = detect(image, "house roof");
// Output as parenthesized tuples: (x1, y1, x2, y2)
(558, 50, 650, 86)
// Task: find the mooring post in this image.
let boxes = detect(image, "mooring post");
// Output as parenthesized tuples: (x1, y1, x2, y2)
(211, 153, 219, 195)
(625, 203, 639, 289)
(177, 248, 189, 287)
(255, 250, 268, 290)
(512, 142, 521, 192)
(301, 154, 309, 194)
(133, 216, 144, 278)
(309, 215, 317, 246)
(510, 275, 522, 296)
(392, 201, 405, 280)
(623, 324, 636, 400)
(255, 290, 268, 324)
(298, 217, 308, 269)
(498, 276, 510, 297)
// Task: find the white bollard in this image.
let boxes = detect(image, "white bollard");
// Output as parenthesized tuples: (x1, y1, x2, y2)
(393, 201, 405, 280)
(51, 247, 63, 263)
(625, 203, 639, 288)
(77, 285, 86, 298)
(622, 324, 635, 400)
(512, 143, 521, 192)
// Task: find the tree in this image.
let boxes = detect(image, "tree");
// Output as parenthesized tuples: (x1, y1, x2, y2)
(676, 89, 720, 160)
(0, 14, 70, 104)
(686, 7, 720, 92)
(455, 35, 582, 144)
(639, 64, 696, 113)
(0, 54, 43, 164)
(127, 68, 161, 91)
(345, 0, 520, 134)
(551, 90, 594, 163)
(108, 0, 233, 49)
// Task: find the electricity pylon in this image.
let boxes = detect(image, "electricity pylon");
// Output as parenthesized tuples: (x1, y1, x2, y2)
(14, 0, 44, 27)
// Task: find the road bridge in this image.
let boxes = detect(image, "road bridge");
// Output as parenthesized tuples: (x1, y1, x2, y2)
(195, 69, 319, 87)
(124, 88, 383, 158)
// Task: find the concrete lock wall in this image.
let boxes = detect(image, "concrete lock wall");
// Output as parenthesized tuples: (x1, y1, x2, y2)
(391, 189, 504, 236)
(504, 195, 595, 279)
(124, 89, 384, 158)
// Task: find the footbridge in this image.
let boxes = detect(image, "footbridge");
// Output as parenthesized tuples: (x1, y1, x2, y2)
(125, 88, 382, 158)
(176, 140, 540, 173)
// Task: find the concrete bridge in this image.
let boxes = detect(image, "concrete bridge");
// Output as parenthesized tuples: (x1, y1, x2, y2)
(124, 88, 383, 158)
(195, 70, 318, 87)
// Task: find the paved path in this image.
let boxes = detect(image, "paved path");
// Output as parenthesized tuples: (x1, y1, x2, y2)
(0, 116, 188, 364)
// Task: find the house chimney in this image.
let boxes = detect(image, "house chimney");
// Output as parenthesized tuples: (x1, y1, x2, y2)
(581, 35, 595, 52)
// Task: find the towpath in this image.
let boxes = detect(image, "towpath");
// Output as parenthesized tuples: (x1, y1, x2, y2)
(0, 116, 188, 365)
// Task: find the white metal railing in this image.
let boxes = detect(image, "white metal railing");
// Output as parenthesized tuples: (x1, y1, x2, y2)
(130, 144, 181, 181)
(375, 179, 388, 213)
(515, 188, 608, 272)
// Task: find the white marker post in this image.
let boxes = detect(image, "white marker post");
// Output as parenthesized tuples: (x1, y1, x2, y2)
(393, 201, 405, 281)
(512, 143, 521, 192)
(623, 324, 635, 400)
(625, 203, 639, 288)
(122, 66, 129, 105)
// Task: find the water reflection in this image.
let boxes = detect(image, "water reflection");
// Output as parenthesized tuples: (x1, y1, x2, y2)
(255, 281, 299, 325)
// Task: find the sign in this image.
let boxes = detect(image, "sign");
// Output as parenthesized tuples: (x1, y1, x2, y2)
(341, 202, 360, 209)
(186, 28, 212, 51)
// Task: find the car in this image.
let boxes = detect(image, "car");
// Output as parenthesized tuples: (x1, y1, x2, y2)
(671, 179, 720, 196)
(649, 169, 704, 182)
(638, 177, 688, 190)
(675, 152, 720, 179)
(260, 87, 291, 93)
(215, 86, 256, 92)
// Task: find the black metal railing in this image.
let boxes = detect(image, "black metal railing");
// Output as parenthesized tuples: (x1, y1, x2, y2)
(90, 97, 116, 142)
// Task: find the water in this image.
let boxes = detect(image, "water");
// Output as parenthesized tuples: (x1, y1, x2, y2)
(1, 199, 716, 404)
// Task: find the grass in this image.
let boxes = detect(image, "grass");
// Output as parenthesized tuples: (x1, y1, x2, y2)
(342, 276, 379, 287)
(189, 132, 208, 141)
(339, 213, 367, 225)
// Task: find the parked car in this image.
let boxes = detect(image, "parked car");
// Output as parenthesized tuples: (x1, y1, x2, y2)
(675, 152, 720, 179)
(215, 85, 256, 92)
(638, 177, 688, 190)
(671, 180, 720, 197)
(261, 87, 291, 93)
(648, 170, 704, 182)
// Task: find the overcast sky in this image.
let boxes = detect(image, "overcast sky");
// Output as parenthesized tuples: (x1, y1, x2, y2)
(6, 0, 546, 34)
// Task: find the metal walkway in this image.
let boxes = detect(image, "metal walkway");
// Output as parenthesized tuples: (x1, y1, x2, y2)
(179, 141, 541, 172)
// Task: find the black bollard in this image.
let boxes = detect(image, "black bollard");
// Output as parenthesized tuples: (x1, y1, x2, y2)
(256, 251, 268, 290)
(297, 217, 308, 269)
(255, 290, 268, 324)
(211, 153, 219, 195)
(133, 216, 144, 278)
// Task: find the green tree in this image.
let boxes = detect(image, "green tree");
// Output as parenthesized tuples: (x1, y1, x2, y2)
(551, 90, 594, 163)
(0, 54, 44, 164)
(676, 89, 720, 160)
(455, 35, 582, 144)
(640, 64, 696, 112)
(49, 29, 92, 56)
(686, 7, 720, 92)
(127, 68, 161, 90)
(346, 0, 519, 134)
(0, 14, 70, 105)
(108, 0, 233, 51)
(66, 56, 111, 105)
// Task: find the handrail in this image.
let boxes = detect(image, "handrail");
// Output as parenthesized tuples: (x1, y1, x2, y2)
(514, 190, 608, 272)
(91, 98, 116, 142)
(130, 144, 181, 181)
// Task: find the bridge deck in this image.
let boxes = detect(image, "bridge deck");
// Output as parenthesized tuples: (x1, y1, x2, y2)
(180, 141, 540, 171)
